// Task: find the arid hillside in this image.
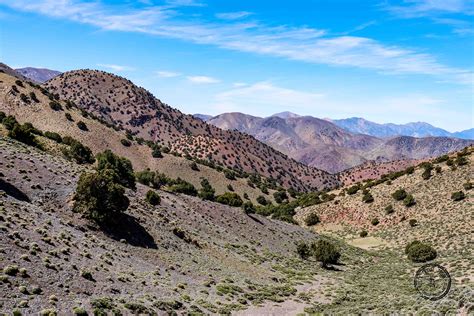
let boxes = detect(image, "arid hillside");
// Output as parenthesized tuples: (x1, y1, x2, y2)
(0, 72, 296, 204)
(208, 112, 473, 173)
(45, 70, 339, 191)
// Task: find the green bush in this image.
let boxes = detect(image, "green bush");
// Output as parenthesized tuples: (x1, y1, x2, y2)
(73, 170, 129, 224)
(463, 182, 472, 190)
(49, 101, 62, 111)
(216, 192, 243, 207)
(451, 191, 465, 201)
(392, 189, 407, 201)
(169, 179, 197, 196)
(362, 192, 374, 203)
(371, 218, 379, 226)
(62, 138, 95, 164)
(120, 139, 131, 147)
(242, 201, 255, 214)
(76, 121, 88, 131)
(409, 219, 418, 227)
(29, 92, 39, 103)
(405, 241, 437, 263)
(273, 190, 288, 204)
(403, 194, 416, 207)
(385, 204, 394, 214)
(296, 242, 310, 260)
(190, 162, 199, 171)
(224, 169, 236, 180)
(146, 190, 161, 206)
(421, 169, 432, 180)
(198, 178, 215, 201)
(44, 131, 62, 143)
(65, 113, 73, 121)
(8, 123, 40, 148)
(304, 213, 320, 226)
(311, 239, 340, 268)
(256, 195, 268, 205)
(456, 156, 468, 166)
(96, 150, 135, 189)
(359, 230, 368, 238)
(2, 115, 19, 130)
(152, 147, 162, 158)
(346, 185, 360, 195)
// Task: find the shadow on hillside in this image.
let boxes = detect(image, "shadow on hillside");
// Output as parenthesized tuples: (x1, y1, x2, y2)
(0, 179, 30, 202)
(99, 213, 157, 249)
(247, 213, 264, 225)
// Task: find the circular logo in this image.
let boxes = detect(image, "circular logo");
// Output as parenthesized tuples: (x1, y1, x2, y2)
(414, 263, 451, 301)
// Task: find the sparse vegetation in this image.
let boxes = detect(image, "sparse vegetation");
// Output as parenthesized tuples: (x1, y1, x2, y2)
(146, 190, 161, 205)
(451, 191, 465, 201)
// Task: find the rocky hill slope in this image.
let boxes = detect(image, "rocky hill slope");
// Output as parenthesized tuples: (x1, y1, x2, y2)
(44, 70, 338, 191)
(207, 112, 473, 173)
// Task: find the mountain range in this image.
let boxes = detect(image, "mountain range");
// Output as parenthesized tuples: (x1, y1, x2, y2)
(203, 112, 473, 173)
(15, 67, 61, 83)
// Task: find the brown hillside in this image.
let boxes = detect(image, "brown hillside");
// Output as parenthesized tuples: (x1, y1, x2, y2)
(0, 72, 283, 203)
(45, 70, 339, 191)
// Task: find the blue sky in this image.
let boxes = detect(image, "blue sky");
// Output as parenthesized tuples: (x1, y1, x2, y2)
(0, 0, 472, 131)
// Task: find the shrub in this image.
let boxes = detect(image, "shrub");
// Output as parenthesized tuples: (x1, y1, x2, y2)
(2, 115, 19, 130)
(20, 93, 30, 104)
(0, 111, 5, 121)
(227, 184, 234, 191)
(304, 213, 320, 226)
(256, 195, 268, 205)
(120, 139, 131, 147)
(8, 123, 40, 147)
(384, 204, 394, 214)
(392, 189, 407, 201)
(311, 239, 340, 268)
(198, 178, 215, 201)
(96, 150, 135, 189)
(405, 166, 415, 174)
(296, 242, 310, 260)
(73, 170, 129, 224)
(44, 131, 62, 143)
(371, 218, 379, 226)
(190, 162, 199, 171)
(216, 192, 243, 207)
(49, 101, 62, 111)
(421, 168, 432, 180)
(409, 219, 418, 227)
(72, 307, 87, 316)
(29, 92, 39, 103)
(146, 190, 161, 206)
(346, 185, 360, 195)
(224, 169, 236, 180)
(76, 121, 88, 131)
(405, 241, 437, 263)
(403, 194, 416, 207)
(456, 156, 468, 166)
(152, 147, 162, 158)
(273, 190, 288, 204)
(65, 113, 73, 121)
(359, 230, 368, 238)
(451, 191, 465, 201)
(463, 182, 472, 190)
(435, 166, 442, 174)
(242, 201, 255, 214)
(62, 139, 95, 164)
(169, 179, 197, 196)
(362, 192, 374, 203)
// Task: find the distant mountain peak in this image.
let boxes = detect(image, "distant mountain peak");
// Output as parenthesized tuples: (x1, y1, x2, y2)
(15, 67, 61, 83)
(270, 111, 300, 119)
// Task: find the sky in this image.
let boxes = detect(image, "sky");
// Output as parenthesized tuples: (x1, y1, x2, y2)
(0, 0, 473, 132)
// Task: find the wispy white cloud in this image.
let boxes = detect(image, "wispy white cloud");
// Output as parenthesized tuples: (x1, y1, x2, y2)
(386, 0, 474, 18)
(215, 11, 253, 20)
(97, 63, 135, 71)
(187, 75, 220, 84)
(214, 82, 324, 114)
(1, 0, 472, 84)
(156, 70, 181, 77)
